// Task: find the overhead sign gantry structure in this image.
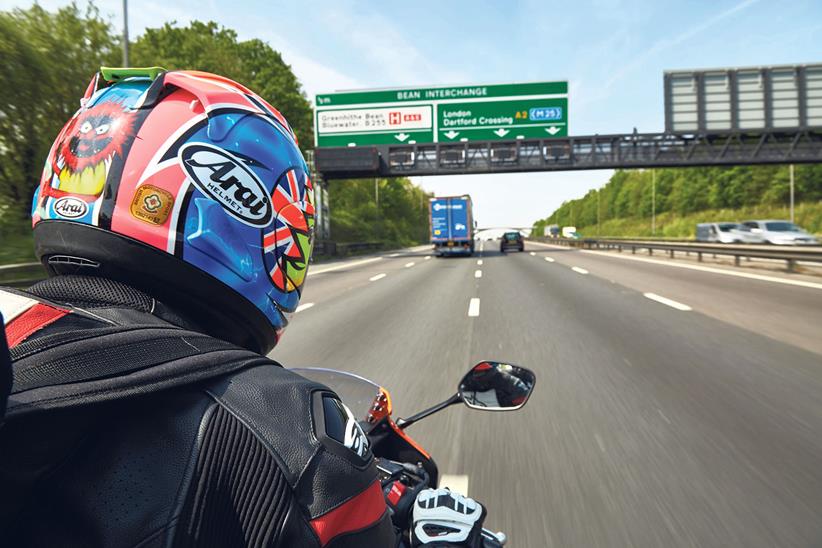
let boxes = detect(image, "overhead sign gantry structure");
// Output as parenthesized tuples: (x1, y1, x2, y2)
(313, 63, 822, 179)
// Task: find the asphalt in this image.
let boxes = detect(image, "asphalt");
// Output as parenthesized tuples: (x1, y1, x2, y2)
(271, 240, 822, 547)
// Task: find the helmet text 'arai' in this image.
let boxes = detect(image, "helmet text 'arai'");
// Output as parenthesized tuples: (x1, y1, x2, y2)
(180, 143, 274, 227)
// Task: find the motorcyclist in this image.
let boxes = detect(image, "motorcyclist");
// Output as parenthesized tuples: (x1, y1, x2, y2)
(460, 362, 532, 408)
(0, 68, 487, 546)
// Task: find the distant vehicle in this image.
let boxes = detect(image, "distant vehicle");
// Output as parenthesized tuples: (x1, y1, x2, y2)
(429, 195, 475, 256)
(562, 226, 580, 239)
(741, 220, 819, 245)
(544, 224, 560, 238)
(696, 222, 766, 244)
(500, 231, 524, 253)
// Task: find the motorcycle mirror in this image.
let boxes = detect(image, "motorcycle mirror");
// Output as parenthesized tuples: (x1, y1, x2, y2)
(458, 361, 536, 411)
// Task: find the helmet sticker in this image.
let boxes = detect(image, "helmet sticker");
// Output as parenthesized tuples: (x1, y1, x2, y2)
(179, 143, 274, 227)
(53, 196, 89, 219)
(54, 100, 136, 196)
(130, 184, 174, 225)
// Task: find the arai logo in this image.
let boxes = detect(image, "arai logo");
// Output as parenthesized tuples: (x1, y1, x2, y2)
(53, 197, 88, 219)
(179, 143, 273, 227)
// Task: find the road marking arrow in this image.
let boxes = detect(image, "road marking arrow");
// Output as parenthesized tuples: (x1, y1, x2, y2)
(545, 126, 561, 135)
(493, 128, 510, 137)
(443, 130, 460, 139)
(394, 133, 410, 142)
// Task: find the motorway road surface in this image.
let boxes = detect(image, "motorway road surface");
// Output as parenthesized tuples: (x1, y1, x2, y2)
(271, 240, 822, 547)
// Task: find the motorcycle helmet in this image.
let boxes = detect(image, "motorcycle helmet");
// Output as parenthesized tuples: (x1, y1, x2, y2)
(32, 67, 315, 354)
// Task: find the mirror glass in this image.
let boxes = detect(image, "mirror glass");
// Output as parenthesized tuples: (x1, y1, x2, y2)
(459, 361, 536, 411)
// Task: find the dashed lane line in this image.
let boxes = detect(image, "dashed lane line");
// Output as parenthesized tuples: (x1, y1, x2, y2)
(295, 303, 315, 313)
(369, 273, 387, 282)
(572, 266, 589, 275)
(474, 270, 482, 278)
(468, 298, 481, 317)
(643, 292, 692, 311)
(477, 259, 483, 266)
(544, 257, 555, 263)
(439, 474, 469, 496)
(529, 251, 536, 256)
(405, 262, 415, 268)
(424, 256, 431, 260)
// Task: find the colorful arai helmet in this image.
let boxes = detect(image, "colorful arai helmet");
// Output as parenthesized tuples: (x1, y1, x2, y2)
(32, 67, 315, 353)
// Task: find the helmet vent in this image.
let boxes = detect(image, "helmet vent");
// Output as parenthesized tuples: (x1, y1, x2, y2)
(47, 255, 101, 272)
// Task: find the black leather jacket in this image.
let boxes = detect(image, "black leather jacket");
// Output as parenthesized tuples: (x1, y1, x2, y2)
(0, 276, 396, 547)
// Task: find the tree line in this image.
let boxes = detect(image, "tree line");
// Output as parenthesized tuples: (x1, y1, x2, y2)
(532, 164, 822, 237)
(0, 3, 429, 249)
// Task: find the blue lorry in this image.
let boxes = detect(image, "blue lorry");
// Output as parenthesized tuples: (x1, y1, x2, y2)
(429, 195, 475, 256)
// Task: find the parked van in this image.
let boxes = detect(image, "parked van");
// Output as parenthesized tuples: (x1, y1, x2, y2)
(696, 223, 765, 244)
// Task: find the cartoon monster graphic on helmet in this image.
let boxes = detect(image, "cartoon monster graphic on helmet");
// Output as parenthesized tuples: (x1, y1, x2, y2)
(49, 100, 137, 197)
(263, 169, 315, 294)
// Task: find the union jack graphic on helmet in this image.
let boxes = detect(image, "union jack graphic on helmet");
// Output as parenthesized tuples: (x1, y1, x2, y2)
(263, 169, 315, 293)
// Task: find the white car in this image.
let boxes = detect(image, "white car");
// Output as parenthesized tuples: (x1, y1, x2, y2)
(741, 220, 820, 245)
(696, 223, 766, 244)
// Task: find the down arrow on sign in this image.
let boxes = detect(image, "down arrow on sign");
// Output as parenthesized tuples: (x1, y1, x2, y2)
(545, 126, 561, 135)
(394, 133, 410, 142)
(493, 128, 510, 137)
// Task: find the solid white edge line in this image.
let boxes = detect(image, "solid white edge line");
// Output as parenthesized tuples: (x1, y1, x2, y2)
(439, 474, 469, 496)
(295, 303, 315, 313)
(369, 273, 387, 281)
(477, 259, 483, 265)
(308, 256, 382, 276)
(572, 266, 589, 275)
(474, 270, 482, 278)
(544, 257, 555, 262)
(643, 292, 692, 311)
(405, 262, 415, 268)
(468, 298, 480, 317)
(528, 240, 822, 291)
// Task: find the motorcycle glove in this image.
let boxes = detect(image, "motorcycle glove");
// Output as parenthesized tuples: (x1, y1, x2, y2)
(411, 488, 486, 547)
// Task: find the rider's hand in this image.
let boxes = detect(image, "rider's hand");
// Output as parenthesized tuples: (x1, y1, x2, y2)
(411, 487, 487, 546)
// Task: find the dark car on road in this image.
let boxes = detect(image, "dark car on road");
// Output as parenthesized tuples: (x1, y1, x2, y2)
(500, 231, 524, 252)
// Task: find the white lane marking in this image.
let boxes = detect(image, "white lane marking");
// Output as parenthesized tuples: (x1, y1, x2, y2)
(544, 257, 555, 263)
(424, 255, 431, 260)
(369, 273, 387, 282)
(644, 292, 692, 311)
(474, 269, 482, 278)
(477, 259, 483, 265)
(439, 474, 469, 496)
(295, 303, 315, 313)
(529, 251, 536, 256)
(468, 298, 481, 317)
(574, 248, 822, 291)
(658, 409, 672, 424)
(572, 266, 589, 275)
(386, 253, 401, 258)
(405, 262, 415, 268)
(308, 256, 382, 276)
(594, 434, 607, 453)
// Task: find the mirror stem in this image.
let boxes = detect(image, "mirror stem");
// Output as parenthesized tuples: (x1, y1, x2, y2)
(396, 393, 462, 429)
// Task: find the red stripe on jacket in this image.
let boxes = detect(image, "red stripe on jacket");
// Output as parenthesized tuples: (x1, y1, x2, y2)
(310, 480, 387, 546)
(5, 304, 69, 348)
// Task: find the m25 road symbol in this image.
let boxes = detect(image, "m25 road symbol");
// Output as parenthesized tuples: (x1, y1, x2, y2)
(180, 143, 273, 227)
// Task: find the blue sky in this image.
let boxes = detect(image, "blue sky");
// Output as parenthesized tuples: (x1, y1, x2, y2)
(4, 0, 821, 227)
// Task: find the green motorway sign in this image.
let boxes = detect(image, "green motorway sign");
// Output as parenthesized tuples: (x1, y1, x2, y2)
(314, 81, 568, 147)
